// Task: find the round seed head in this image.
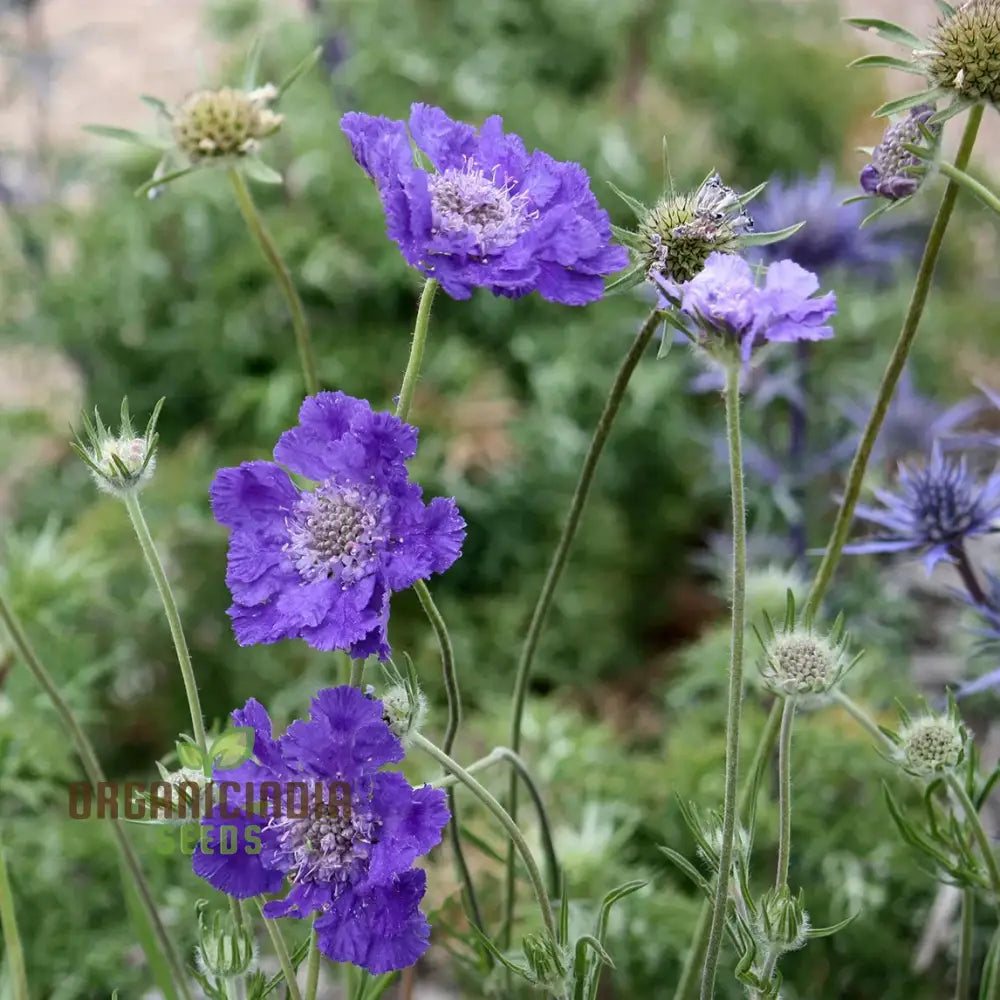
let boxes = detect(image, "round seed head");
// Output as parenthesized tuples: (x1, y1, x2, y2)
(925, 1, 1000, 106)
(759, 631, 841, 698)
(899, 715, 966, 777)
(172, 85, 284, 163)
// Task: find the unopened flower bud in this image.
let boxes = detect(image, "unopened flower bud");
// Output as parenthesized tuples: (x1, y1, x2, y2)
(195, 900, 257, 979)
(757, 886, 809, 954)
(522, 933, 568, 990)
(925, 1, 1000, 107)
(860, 106, 940, 201)
(898, 714, 967, 778)
(72, 398, 162, 499)
(380, 684, 428, 746)
(172, 85, 283, 164)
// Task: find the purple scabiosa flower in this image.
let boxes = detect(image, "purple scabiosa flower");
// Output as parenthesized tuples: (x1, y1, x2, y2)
(192, 687, 450, 973)
(860, 106, 940, 202)
(339, 103, 628, 304)
(843, 444, 1000, 572)
(210, 392, 465, 659)
(658, 252, 836, 367)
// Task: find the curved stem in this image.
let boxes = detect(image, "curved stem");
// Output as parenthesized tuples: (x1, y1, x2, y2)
(0, 589, 193, 1000)
(950, 541, 988, 608)
(937, 159, 1000, 218)
(412, 578, 485, 934)
(504, 306, 664, 945)
(304, 927, 321, 1000)
(946, 773, 1000, 903)
(395, 279, 438, 422)
(831, 689, 891, 748)
(775, 699, 795, 890)
(256, 899, 303, 1000)
(700, 362, 748, 1000)
(0, 837, 29, 1000)
(123, 493, 207, 752)
(804, 104, 983, 622)
(228, 168, 319, 397)
(412, 732, 558, 943)
(956, 889, 974, 1000)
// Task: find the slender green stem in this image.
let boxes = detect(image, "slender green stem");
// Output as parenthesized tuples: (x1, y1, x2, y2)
(700, 362, 749, 1000)
(804, 104, 983, 622)
(957, 889, 974, 1000)
(0, 839, 29, 1000)
(431, 747, 506, 787)
(305, 927, 321, 1000)
(413, 578, 485, 933)
(395, 278, 438, 422)
(937, 159, 1000, 218)
(0, 588, 193, 1000)
(412, 732, 558, 943)
(946, 774, 1000, 902)
(504, 306, 664, 946)
(123, 492, 207, 752)
(228, 168, 319, 397)
(673, 702, 783, 1000)
(831, 690, 891, 747)
(256, 900, 303, 1000)
(349, 658, 364, 687)
(775, 699, 795, 890)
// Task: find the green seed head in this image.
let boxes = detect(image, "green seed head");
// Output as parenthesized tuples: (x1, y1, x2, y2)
(925, 0, 1000, 106)
(899, 715, 966, 777)
(759, 631, 844, 699)
(172, 85, 284, 163)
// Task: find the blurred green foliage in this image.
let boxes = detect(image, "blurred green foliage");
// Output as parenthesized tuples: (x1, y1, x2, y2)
(1, 0, 998, 996)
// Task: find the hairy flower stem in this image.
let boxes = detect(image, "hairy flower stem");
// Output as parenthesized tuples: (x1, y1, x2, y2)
(304, 927, 321, 1000)
(957, 889, 974, 1000)
(832, 690, 889, 747)
(946, 774, 1000, 905)
(395, 279, 438, 422)
(700, 362, 748, 1000)
(676, 107, 985, 1000)
(504, 306, 664, 946)
(937, 160, 1000, 218)
(0, 589, 193, 1000)
(256, 898, 303, 1000)
(123, 493, 207, 752)
(0, 837, 29, 1000)
(412, 732, 558, 943)
(804, 104, 983, 623)
(413, 578, 485, 933)
(228, 168, 319, 397)
(775, 699, 795, 890)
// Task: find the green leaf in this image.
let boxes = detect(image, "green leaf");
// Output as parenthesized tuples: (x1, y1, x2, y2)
(594, 879, 646, 945)
(243, 35, 264, 90)
(240, 158, 284, 185)
(873, 88, 947, 117)
(738, 221, 804, 247)
(83, 125, 171, 150)
(806, 911, 860, 939)
(736, 181, 767, 207)
(606, 181, 648, 219)
(210, 726, 256, 770)
(843, 18, 925, 50)
(928, 100, 973, 126)
(657, 845, 711, 895)
(847, 54, 927, 75)
(841, 194, 871, 206)
(278, 46, 323, 97)
(175, 740, 204, 770)
(656, 324, 674, 359)
(860, 200, 901, 228)
(610, 224, 641, 248)
(140, 94, 171, 118)
(934, 0, 956, 16)
(135, 165, 197, 199)
(604, 264, 646, 295)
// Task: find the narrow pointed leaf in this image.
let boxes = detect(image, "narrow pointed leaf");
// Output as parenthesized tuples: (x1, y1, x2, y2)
(243, 35, 264, 90)
(595, 880, 646, 944)
(240, 158, 284, 185)
(604, 265, 646, 295)
(847, 54, 927, 75)
(134, 166, 197, 199)
(738, 221, 804, 247)
(928, 100, 972, 126)
(278, 46, 323, 97)
(140, 94, 171, 118)
(607, 181, 648, 219)
(806, 911, 860, 938)
(657, 846, 711, 895)
(934, 0, 956, 15)
(84, 125, 171, 150)
(873, 88, 947, 117)
(736, 181, 767, 207)
(843, 18, 925, 50)
(610, 224, 641, 247)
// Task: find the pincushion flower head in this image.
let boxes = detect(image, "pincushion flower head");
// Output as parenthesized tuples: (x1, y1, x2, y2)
(656, 252, 837, 369)
(859, 105, 941, 202)
(210, 391, 465, 659)
(843, 444, 1000, 572)
(340, 103, 628, 304)
(609, 170, 803, 291)
(192, 686, 450, 973)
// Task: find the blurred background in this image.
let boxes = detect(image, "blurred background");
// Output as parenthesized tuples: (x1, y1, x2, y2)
(2, 0, 1000, 996)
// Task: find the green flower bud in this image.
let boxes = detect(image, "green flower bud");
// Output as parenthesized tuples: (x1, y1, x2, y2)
(522, 933, 568, 991)
(172, 85, 284, 164)
(898, 714, 967, 778)
(757, 885, 809, 954)
(925, 1, 1000, 106)
(195, 901, 257, 980)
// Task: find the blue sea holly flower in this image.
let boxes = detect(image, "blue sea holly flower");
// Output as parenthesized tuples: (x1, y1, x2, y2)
(210, 392, 465, 658)
(191, 688, 450, 973)
(340, 103, 628, 304)
(843, 445, 1000, 572)
(658, 252, 836, 367)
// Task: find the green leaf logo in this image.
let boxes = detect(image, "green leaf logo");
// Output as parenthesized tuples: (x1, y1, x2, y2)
(207, 727, 256, 773)
(176, 740, 204, 770)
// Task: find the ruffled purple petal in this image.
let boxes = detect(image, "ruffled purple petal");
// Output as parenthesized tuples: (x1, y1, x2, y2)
(192, 809, 284, 899)
(210, 462, 298, 532)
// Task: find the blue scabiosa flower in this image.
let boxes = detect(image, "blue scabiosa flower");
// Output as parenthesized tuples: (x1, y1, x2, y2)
(844, 445, 1000, 572)
(192, 687, 449, 973)
(340, 103, 628, 304)
(659, 252, 836, 367)
(210, 392, 465, 659)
